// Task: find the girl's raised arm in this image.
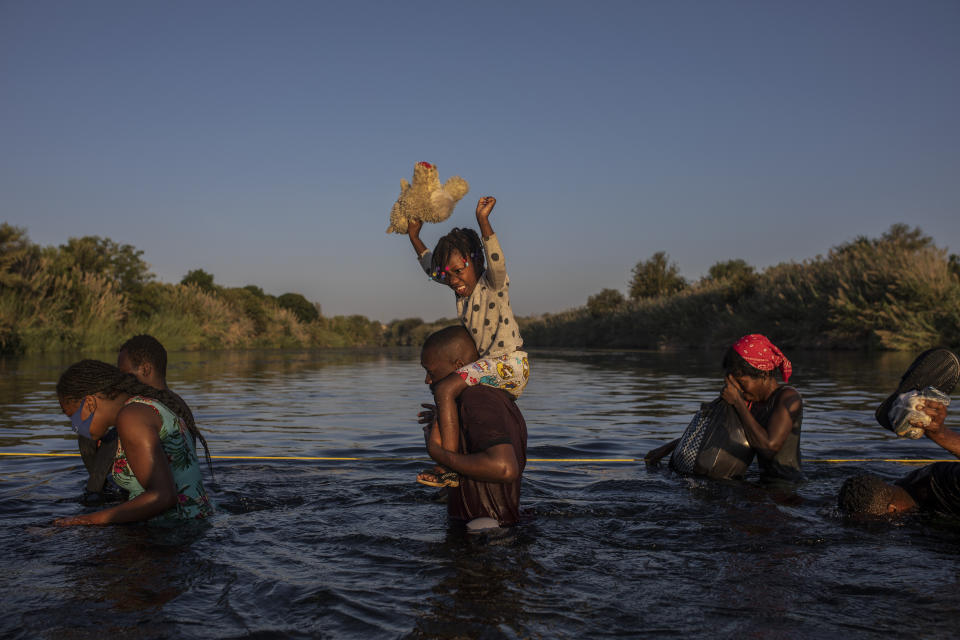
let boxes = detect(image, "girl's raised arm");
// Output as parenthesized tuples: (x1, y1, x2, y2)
(407, 218, 429, 258)
(476, 197, 508, 290)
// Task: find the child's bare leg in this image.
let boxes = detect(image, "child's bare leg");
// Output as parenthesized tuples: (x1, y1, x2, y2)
(417, 372, 468, 486)
(434, 372, 468, 457)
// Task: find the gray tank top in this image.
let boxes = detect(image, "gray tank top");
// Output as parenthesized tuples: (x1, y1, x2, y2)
(751, 386, 804, 482)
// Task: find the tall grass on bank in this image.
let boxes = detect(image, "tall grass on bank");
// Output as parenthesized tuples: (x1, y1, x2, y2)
(5, 222, 957, 355)
(0, 224, 385, 355)
(522, 225, 960, 351)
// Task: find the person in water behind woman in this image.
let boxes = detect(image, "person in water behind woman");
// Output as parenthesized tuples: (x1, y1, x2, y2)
(646, 334, 803, 482)
(78, 334, 195, 505)
(55, 359, 213, 526)
(118, 334, 195, 433)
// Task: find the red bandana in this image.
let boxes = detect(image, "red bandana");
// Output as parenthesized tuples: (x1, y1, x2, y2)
(732, 334, 792, 383)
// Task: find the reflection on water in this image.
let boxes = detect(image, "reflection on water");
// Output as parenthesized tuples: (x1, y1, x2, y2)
(2, 347, 960, 638)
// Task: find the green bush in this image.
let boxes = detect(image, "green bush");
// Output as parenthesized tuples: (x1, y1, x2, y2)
(380, 317, 458, 347)
(50, 235, 153, 293)
(586, 288, 625, 317)
(525, 224, 960, 351)
(180, 268, 216, 292)
(629, 251, 686, 300)
(277, 292, 320, 324)
(0, 224, 391, 354)
(220, 287, 271, 334)
(243, 284, 266, 298)
(326, 315, 383, 346)
(703, 259, 757, 303)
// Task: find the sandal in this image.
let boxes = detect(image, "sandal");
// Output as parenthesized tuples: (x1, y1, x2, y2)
(417, 469, 460, 488)
(875, 348, 959, 430)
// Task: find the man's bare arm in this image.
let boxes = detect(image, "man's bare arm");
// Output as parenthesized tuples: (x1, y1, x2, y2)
(921, 403, 960, 459)
(424, 420, 519, 483)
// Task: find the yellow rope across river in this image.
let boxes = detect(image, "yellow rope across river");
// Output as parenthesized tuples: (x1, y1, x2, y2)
(1, 452, 958, 464)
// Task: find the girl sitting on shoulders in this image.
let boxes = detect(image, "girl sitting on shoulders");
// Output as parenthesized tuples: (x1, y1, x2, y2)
(406, 196, 530, 488)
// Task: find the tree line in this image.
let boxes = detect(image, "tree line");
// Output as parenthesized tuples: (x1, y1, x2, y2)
(522, 224, 960, 351)
(0, 223, 449, 355)
(4, 222, 957, 355)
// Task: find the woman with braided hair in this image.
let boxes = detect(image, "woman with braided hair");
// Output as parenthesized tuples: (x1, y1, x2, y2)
(406, 196, 530, 488)
(54, 359, 213, 525)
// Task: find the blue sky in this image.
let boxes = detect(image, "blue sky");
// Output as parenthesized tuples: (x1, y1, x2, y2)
(2, 1, 957, 322)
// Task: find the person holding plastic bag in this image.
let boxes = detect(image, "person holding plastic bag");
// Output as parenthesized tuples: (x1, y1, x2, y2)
(840, 349, 959, 517)
(646, 334, 803, 483)
(874, 347, 958, 444)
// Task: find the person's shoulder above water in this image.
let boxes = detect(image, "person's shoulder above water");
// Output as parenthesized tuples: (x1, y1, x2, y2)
(458, 385, 526, 452)
(460, 384, 516, 404)
(460, 385, 526, 424)
(776, 384, 803, 409)
(896, 461, 960, 518)
(897, 460, 960, 485)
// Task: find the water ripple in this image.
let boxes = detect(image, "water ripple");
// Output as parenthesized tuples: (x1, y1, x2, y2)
(3, 348, 960, 638)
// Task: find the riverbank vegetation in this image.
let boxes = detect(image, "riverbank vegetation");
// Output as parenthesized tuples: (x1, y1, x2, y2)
(4, 223, 957, 355)
(0, 223, 445, 355)
(522, 225, 960, 351)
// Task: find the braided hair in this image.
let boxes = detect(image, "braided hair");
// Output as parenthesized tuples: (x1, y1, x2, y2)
(57, 359, 212, 469)
(431, 227, 485, 280)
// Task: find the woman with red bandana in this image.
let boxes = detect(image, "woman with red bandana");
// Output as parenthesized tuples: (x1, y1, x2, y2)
(646, 334, 803, 482)
(720, 334, 804, 482)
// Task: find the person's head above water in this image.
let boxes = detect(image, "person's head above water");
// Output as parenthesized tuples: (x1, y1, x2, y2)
(117, 334, 168, 390)
(420, 325, 480, 387)
(722, 334, 792, 403)
(57, 359, 210, 463)
(838, 473, 918, 516)
(430, 227, 485, 298)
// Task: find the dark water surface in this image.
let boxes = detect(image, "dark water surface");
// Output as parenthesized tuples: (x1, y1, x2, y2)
(2, 348, 960, 638)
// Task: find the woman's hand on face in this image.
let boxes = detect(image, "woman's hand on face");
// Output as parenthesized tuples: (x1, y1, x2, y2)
(722, 374, 745, 406)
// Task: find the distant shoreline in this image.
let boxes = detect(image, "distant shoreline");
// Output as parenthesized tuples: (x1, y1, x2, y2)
(522, 224, 960, 352)
(3, 222, 957, 355)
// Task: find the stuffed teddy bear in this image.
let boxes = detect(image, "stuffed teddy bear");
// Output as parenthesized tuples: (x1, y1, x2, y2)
(386, 162, 469, 234)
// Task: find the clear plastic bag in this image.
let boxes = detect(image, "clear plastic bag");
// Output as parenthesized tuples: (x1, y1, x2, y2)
(889, 386, 951, 438)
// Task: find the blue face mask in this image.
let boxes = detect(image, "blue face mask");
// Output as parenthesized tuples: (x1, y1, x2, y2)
(69, 398, 95, 440)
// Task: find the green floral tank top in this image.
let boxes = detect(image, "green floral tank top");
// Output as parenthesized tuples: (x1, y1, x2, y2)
(113, 396, 213, 524)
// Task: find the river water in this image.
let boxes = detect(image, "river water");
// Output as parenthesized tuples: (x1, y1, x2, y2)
(1, 347, 959, 638)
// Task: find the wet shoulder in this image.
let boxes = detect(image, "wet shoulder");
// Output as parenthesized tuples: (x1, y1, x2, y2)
(776, 385, 803, 411)
(461, 386, 525, 423)
(929, 460, 960, 485)
(462, 385, 513, 403)
(123, 396, 180, 435)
